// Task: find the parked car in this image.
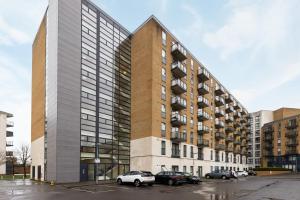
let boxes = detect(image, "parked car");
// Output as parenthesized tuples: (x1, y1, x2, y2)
(236, 170, 248, 177)
(205, 170, 231, 180)
(117, 171, 155, 187)
(181, 172, 201, 184)
(155, 171, 185, 186)
(248, 170, 257, 176)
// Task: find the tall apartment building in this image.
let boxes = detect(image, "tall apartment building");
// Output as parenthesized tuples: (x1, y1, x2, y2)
(0, 111, 14, 175)
(31, 0, 131, 183)
(131, 17, 250, 176)
(247, 110, 273, 168)
(32, 0, 249, 183)
(261, 108, 300, 172)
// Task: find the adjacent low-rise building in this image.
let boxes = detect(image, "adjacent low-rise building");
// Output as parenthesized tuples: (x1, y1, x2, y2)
(261, 108, 300, 172)
(0, 111, 14, 175)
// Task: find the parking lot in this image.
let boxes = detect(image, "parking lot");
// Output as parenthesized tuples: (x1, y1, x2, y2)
(1, 174, 300, 200)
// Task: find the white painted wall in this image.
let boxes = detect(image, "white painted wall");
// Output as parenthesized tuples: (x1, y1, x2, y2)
(131, 136, 249, 176)
(31, 136, 45, 181)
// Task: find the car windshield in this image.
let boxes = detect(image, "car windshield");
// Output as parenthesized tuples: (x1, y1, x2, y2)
(184, 173, 191, 176)
(141, 171, 153, 176)
(174, 172, 182, 176)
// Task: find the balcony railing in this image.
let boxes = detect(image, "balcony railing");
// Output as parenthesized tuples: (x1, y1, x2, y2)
(215, 119, 225, 128)
(6, 131, 13, 137)
(286, 148, 297, 155)
(234, 140, 241, 145)
(225, 126, 234, 133)
(225, 115, 234, 123)
(225, 94, 233, 103)
(6, 151, 13, 157)
(225, 105, 234, 113)
(285, 130, 298, 138)
(198, 109, 210, 121)
(233, 102, 241, 110)
(6, 121, 14, 127)
(171, 112, 186, 127)
(226, 136, 234, 143)
(171, 42, 187, 61)
(171, 79, 187, 95)
(234, 122, 241, 128)
(263, 126, 274, 133)
(171, 96, 187, 111)
(198, 83, 210, 95)
(286, 141, 298, 147)
(197, 96, 209, 108)
(233, 111, 241, 119)
(215, 132, 225, 139)
(215, 96, 225, 106)
(215, 84, 225, 95)
(197, 139, 209, 147)
(264, 134, 273, 141)
(215, 108, 225, 117)
(264, 143, 273, 149)
(226, 145, 233, 152)
(198, 124, 210, 134)
(234, 148, 241, 154)
(198, 67, 210, 81)
(234, 131, 242, 136)
(6, 141, 13, 147)
(240, 118, 246, 123)
(285, 121, 298, 130)
(171, 131, 187, 143)
(215, 144, 225, 150)
(171, 61, 187, 78)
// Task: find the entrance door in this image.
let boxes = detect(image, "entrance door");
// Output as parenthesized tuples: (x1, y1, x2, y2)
(37, 166, 42, 180)
(80, 163, 88, 181)
(32, 166, 35, 180)
(198, 166, 203, 177)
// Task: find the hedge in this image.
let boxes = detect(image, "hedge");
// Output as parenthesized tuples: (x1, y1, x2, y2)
(254, 167, 292, 171)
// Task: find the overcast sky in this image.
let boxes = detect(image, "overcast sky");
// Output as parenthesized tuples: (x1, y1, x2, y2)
(1, 0, 300, 149)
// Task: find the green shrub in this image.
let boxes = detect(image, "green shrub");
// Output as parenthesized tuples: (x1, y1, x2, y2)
(254, 167, 292, 171)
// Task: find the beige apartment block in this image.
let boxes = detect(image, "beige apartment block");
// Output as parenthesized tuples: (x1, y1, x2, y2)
(131, 16, 250, 176)
(261, 108, 300, 172)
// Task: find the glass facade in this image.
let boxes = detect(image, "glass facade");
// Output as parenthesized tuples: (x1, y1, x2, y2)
(80, 1, 131, 181)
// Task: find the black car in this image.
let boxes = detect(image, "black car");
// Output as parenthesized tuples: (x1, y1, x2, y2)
(205, 170, 231, 180)
(180, 172, 201, 184)
(248, 170, 257, 176)
(155, 171, 185, 186)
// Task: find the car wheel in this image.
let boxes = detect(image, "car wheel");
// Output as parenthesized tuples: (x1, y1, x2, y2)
(117, 178, 122, 185)
(221, 176, 226, 180)
(134, 179, 141, 187)
(148, 183, 153, 186)
(242, 174, 246, 177)
(206, 175, 210, 179)
(168, 179, 174, 186)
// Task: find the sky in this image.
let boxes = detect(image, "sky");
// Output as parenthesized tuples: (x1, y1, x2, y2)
(0, 0, 300, 149)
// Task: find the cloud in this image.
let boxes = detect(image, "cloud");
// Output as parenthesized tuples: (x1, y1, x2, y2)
(203, 0, 294, 60)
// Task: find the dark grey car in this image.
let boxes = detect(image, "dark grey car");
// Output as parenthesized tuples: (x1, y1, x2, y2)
(205, 170, 231, 180)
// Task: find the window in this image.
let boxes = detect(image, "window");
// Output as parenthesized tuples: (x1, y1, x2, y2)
(191, 59, 194, 70)
(190, 118, 194, 128)
(183, 145, 187, 157)
(162, 31, 166, 46)
(162, 49, 166, 64)
(183, 166, 186, 173)
(210, 150, 213, 160)
(190, 166, 194, 175)
(190, 146, 194, 158)
(161, 104, 166, 118)
(161, 141, 166, 155)
(190, 132, 194, 144)
(161, 68, 166, 82)
(161, 123, 166, 137)
(161, 86, 166, 100)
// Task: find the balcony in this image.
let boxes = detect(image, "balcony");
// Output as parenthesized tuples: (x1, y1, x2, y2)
(215, 132, 225, 139)
(226, 145, 233, 152)
(234, 140, 241, 145)
(6, 121, 14, 127)
(171, 42, 187, 61)
(6, 151, 13, 157)
(225, 94, 233, 103)
(215, 143, 225, 151)
(225, 105, 234, 113)
(225, 115, 234, 123)
(263, 126, 274, 133)
(171, 149, 181, 158)
(286, 141, 298, 147)
(264, 143, 273, 150)
(215, 108, 225, 117)
(225, 126, 234, 133)
(233, 102, 241, 110)
(241, 149, 247, 155)
(215, 84, 225, 95)
(240, 134, 246, 140)
(171, 96, 187, 111)
(215, 119, 225, 129)
(171, 131, 186, 143)
(171, 112, 186, 127)
(6, 131, 13, 137)
(234, 122, 241, 128)
(264, 134, 273, 141)
(240, 117, 246, 123)
(226, 136, 234, 143)
(234, 148, 241, 154)
(234, 131, 241, 136)
(198, 83, 210, 95)
(198, 124, 210, 134)
(198, 67, 210, 81)
(245, 122, 251, 127)
(197, 139, 209, 147)
(171, 79, 187, 95)
(198, 109, 210, 121)
(197, 96, 210, 108)
(215, 96, 225, 106)
(6, 141, 13, 147)
(285, 130, 297, 138)
(285, 121, 298, 130)
(233, 111, 241, 119)
(286, 148, 297, 155)
(171, 61, 187, 78)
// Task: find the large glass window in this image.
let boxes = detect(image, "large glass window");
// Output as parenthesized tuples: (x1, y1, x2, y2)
(161, 104, 166, 118)
(161, 141, 166, 155)
(161, 85, 166, 100)
(162, 49, 166, 64)
(161, 67, 166, 82)
(162, 31, 166, 46)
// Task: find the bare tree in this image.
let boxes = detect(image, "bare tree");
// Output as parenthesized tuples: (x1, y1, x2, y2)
(0, 151, 6, 166)
(6, 154, 17, 175)
(18, 144, 30, 178)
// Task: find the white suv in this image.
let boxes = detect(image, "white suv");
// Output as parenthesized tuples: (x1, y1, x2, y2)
(236, 170, 248, 177)
(117, 171, 155, 187)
